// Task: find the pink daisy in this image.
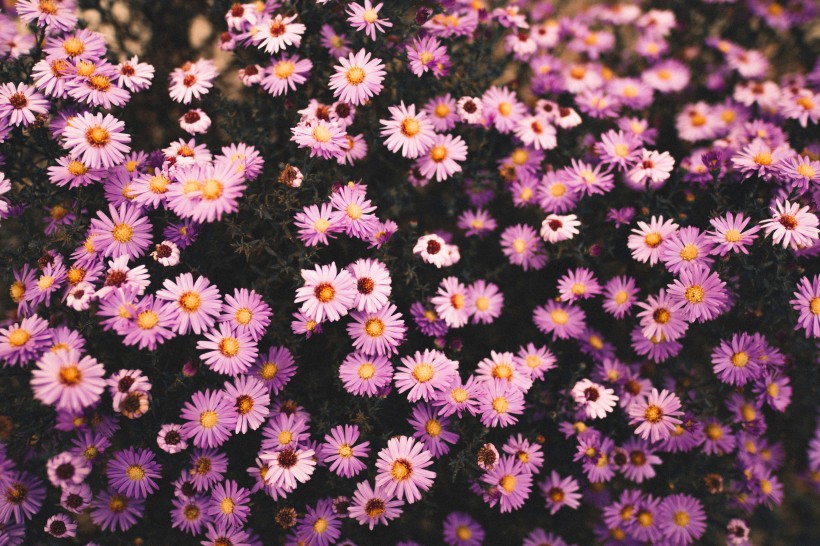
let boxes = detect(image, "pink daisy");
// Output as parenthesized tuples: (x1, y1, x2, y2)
(62, 111, 131, 169)
(319, 424, 370, 478)
(89, 204, 153, 260)
(156, 273, 224, 335)
(380, 102, 435, 159)
(395, 349, 458, 402)
(431, 276, 470, 328)
(328, 49, 386, 106)
(197, 322, 258, 376)
(339, 352, 393, 397)
(180, 389, 238, 448)
(628, 388, 684, 443)
(375, 435, 435, 504)
(294, 262, 357, 323)
(31, 349, 106, 412)
(416, 133, 468, 182)
(667, 265, 729, 322)
(0, 82, 49, 126)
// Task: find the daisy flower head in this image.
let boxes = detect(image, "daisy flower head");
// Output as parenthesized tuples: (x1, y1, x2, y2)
(514, 115, 557, 151)
(45, 514, 77, 538)
(179, 108, 211, 134)
(711, 333, 763, 386)
(515, 343, 556, 381)
(466, 280, 504, 324)
(0, 82, 49, 127)
(347, 303, 406, 356)
(329, 49, 386, 106)
(481, 455, 532, 513)
(62, 111, 131, 169)
(218, 288, 270, 341)
(339, 351, 393, 397)
(180, 389, 238, 449)
(482, 85, 526, 134)
(294, 262, 357, 323)
(416, 133, 468, 182)
(347, 1, 393, 40)
(348, 480, 404, 530)
(540, 213, 580, 243)
(251, 13, 305, 54)
(294, 203, 341, 247)
(16, 0, 78, 31)
(540, 471, 582, 515)
(602, 275, 638, 318)
(106, 447, 162, 499)
(596, 129, 641, 171)
(627, 215, 680, 265)
(413, 234, 454, 268)
(636, 289, 690, 342)
(197, 322, 258, 376)
(348, 258, 392, 313)
(500, 224, 547, 271)
(707, 212, 760, 255)
(626, 149, 676, 190)
(667, 265, 729, 322)
(790, 275, 820, 338)
(207, 480, 250, 527)
(658, 494, 707, 546)
(260, 445, 316, 490)
(375, 435, 436, 504)
(320, 424, 370, 479)
(291, 118, 347, 160)
(409, 402, 458, 458)
(407, 35, 449, 78)
(31, 349, 106, 413)
(223, 375, 270, 434)
(395, 347, 459, 404)
(571, 379, 619, 419)
(431, 276, 470, 328)
(458, 208, 497, 238)
(533, 300, 586, 340)
(155, 272, 223, 335)
(116, 56, 155, 92)
(329, 184, 378, 239)
(758, 199, 819, 250)
(380, 102, 435, 159)
(90, 488, 144, 532)
(628, 388, 684, 443)
(557, 268, 602, 302)
(476, 351, 532, 394)
(121, 295, 176, 351)
(478, 379, 525, 428)
(776, 154, 820, 192)
(659, 226, 716, 274)
(157, 423, 187, 454)
(261, 54, 313, 97)
(252, 346, 296, 394)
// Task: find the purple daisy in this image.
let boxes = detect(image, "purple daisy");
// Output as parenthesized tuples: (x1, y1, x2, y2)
(667, 265, 729, 322)
(62, 111, 131, 169)
(218, 288, 270, 342)
(711, 333, 763, 386)
(540, 470, 582, 514)
(0, 470, 46, 524)
(658, 494, 707, 545)
(89, 204, 153, 260)
(0, 314, 50, 367)
(790, 274, 820, 338)
(348, 258, 392, 313)
(0, 82, 49, 126)
(207, 480, 251, 527)
(347, 303, 406, 356)
(660, 226, 715, 274)
(375, 435, 436, 504)
(533, 300, 587, 340)
(106, 447, 162, 499)
(252, 346, 297, 394)
(339, 351, 393, 397)
(121, 295, 177, 351)
(628, 388, 684, 443)
(481, 455, 532, 513)
(31, 349, 106, 412)
(197, 322, 258, 376)
(348, 480, 404, 530)
(295, 262, 357, 323)
(296, 498, 342, 546)
(478, 379, 526, 428)
(223, 375, 270, 433)
(319, 424, 370, 479)
(90, 489, 144, 532)
(180, 389, 238, 448)
(409, 402, 459, 457)
(395, 349, 458, 402)
(328, 49, 386, 106)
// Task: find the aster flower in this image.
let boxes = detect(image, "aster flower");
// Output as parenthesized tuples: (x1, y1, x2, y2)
(431, 276, 470, 328)
(409, 402, 459, 457)
(179, 108, 211, 134)
(16, 0, 78, 31)
(291, 118, 347, 159)
(171, 494, 207, 535)
(250, 346, 296, 394)
(456, 96, 484, 123)
(223, 375, 270, 434)
(557, 268, 602, 302)
(533, 300, 586, 340)
(320, 424, 370, 478)
(442, 512, 484, 546)
(627, 149, 676, 189)
(90, 489, 144, 531)
(31, 349, 106, 412)
(602, 275, 638, 318)
(481, 455, 532, 513)
(329, 49, 386, 106)
(260, 446, 316, 490)
(339, 352, 393, 397)
(758, 199, 819, 250)
(628, 215, 680, 265)
(180, 389, 238, 448)
(375, 435, 435, 504)
(61, 483, 92, 514)
(157, 423, 187, 454)
(501, 224, 547, 270)
(380, 102, 435, 159)
(189, 449, 229, 491)
(121, 295, 176, 351)
(540, 213, 580, 243)
(636, 289, 690, 342)
(347, 1, 393, 39)
(197, 322, 258, 376)
(466, 280, 504, 324)
(47, 451, 91, 488)
(0, 82, 49, 126)
(413, 234, 452, 268)
(478, 379, 525, 428)
(417, 133, 468, 182)
(571, 379, 619, 419)
(219, 288, 271, 342)
(628, 388, 684, 443)
(207, 480, 250, 527)
(295, 262, 357, 323)
(348, 258, 392, 313)
(63, 111, 131, 169)
(408, 35, 449, 78)
(658, 494, 707, 545)
(329, 185, 378, 238)
(116, 56, 155, 92)
(294, 203, 340, 247)
(660, 226, 715, 274)
(349, 481, 404, 529)
(261, 54, 313, 97)
(201, 522, 253, 546)
(106, 447, 161, 499)
(347, 303, 406, 356)
(89, 204, 152, 260)
(707, 212, 760, 255)
(667, 265, 729, 322)
(458, 208, 497, 238)
(168, 60, 218, 103)
(791, 275, 820, 338)
(395, 349, 457, 402)
(540, 471, 581, 515)
(410, 301, 449, 337)
(297, 498, 343, 546)
(711, 333, 763, 386)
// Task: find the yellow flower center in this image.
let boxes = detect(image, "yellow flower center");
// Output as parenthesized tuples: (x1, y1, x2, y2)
(412, 363, 434, 383)
(313, 517, 328, 533)
(450, 293, 465, 309)
(365, 318, 385, 337)
(9, 283, 25, 303)
(220, 498, 235, 514)
(434, 103, 450, 118)
(679, 244, 699, 261)
(430, 145, 448, 162)
(550, 309, 569, 325)
(358, 362, 375, 379)
(513, 239, 527, 254)
(346, 66, 365, 85)
(724, 229, 742, 242)
(475, 296, 490, 311)
(684, 285, 705, 304)
(589, 335, 604, 350)
(753, 152, 773, 166)
(520, 187, 533, 201)
(499, 474, 516, 492)
(237, 395, 254, 414)
(148, 175, 169, 194)
(425, 419, 442, 437)
(274, 61, 295, 79)
(644, 405, 663, 423)
(498, 102, 513, 116)
(278, 430, 293, 445)
(346, 203, 362, 220)
(511, 148, 528, 165)
(493, 363, 513, 379)
(200, 410, 218, 429)
(338, 444, 353, 458)
(37, 275, 54, 290)
(456, 526, 472, 540)
(86, 126, 110, 146)
(644, 232, 662, 247)
(401, 118, 421, 137)
(235, 308, 252, 325)
(731, 352, 749, 367)
(690, 113, 706, 127)
(219, 337, 240, 357)
(137, 311, 159, 329)
(201, 179, 223, 200)
(810, 297, 820, 315)
(67, 268, 85, 285)
(59, 365, 82, 385)
(452, 387, 468, 403)
(797, 96, 814, 110)
(362, 8, 378, 23)
(492, 396, 509, 413)
(638, 511, 653, 527)
(259, 362, 278, 380)
(391, 459, 411, 480)
(179, 292, 201, 312)
(767, 383, 780, 397)
(314, 218, 330, 233)
(126, 465, 145, 481)
(112, 223, 134, 243)
(797, 164, 816, 178)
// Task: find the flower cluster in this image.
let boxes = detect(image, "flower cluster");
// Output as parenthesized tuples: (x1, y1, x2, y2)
(0, 0, 818, 545)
